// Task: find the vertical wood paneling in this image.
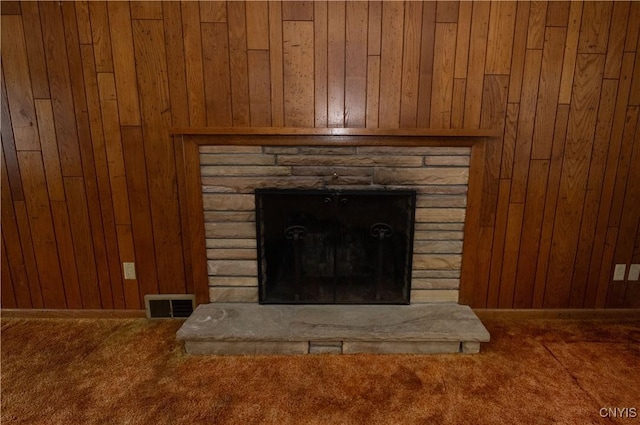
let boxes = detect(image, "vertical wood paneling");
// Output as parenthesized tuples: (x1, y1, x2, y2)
(463, 1, 490, 128)
(283, 21, 314, 127)
(378, 1, 404, 128)
(18, 151, 66, 308)
(327, 1, 345, 127)
(1, 16, 41, 151)
(162, 1, 189, 128)
(39, 2, 83, 177)
(416, 2, 436, 127)
(19, 2, 50, 99)
(181, 2, 206, 127)
(485, 2, 516, 75)
(201, 22, 232, 126)
(314, 1, 328, 127)
(545, 54, 605, 308)
(268, 1, 284, 127)
(246, 2, 269, 50)
(399, 2, 422, 128)
(345, 1, 368, 128)
(247, 51, 272, 127)
(107, 2, 141, 126)
(2, 1, 638, 310)
(132, 19, 186, 295)
(227, 2, 250, 126)
(430, 23, 456, 129)
(88, 2, 114, 73)
(121, 126, 159, 301)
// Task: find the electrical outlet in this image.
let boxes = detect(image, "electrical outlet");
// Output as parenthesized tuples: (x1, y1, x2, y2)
(123, 262, 136, 280)
(628, 264, 640, 281)
(613, 264, 626, 281)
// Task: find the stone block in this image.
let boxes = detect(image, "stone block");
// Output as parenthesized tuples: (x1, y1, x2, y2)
(386, 185, 468, 194)
(414, 223, 465, 231)
(206, 249, 257, 260)
(342, 341, 461, 354)
(200, 165, 291, 177)
(203, 194, 255, 211)
(412, 269, 461, 279)
(356, 146, 471, 156)
(374, 168, 469, 185)
(208, 286, 258, 303)
(299, 147, 356, 155)
(415, 208, 466, 223)
(291, 166, 374, 177)
(414, 231, 464, 241)
(410, 289, 459, 303)
(411, 278, 460, 290)
(208, 276, 259, 287)
(200, 146, 263, 154)
(207, 260, 258, 276)
(424, 155, 470, 166)
(308, 342, 343, 354)
(413, 241, 463, 254)
(206, 238, 257, 249)
(264, 146, 299, 154)
(205, 222, 256, 239)
(412, 254, 462, 270)
(204, 211, 256, 222)
(200, 154, 275, 166)
(185, 341, 309, 355)
(201, 177, 323, 193)
(462, 341, 481, 354)
(277, 155, 424, 167)
(416, 194, 467, 208)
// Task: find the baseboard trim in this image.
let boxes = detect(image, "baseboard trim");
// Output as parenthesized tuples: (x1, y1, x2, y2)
(0, 309, 147, 319)
(474, 308, 640, 320)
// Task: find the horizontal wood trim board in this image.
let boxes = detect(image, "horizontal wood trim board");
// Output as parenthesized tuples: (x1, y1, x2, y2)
(0, 309, 148, 319)
(171, 127, 501, 137)
(474, 309, 640, 321)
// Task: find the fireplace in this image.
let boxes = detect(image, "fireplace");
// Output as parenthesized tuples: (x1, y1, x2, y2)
(256, 189, 416, 304)
(174, 130, 492, 355)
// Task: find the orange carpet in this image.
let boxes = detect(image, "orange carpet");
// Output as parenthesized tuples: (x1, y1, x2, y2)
(1, 315, 639, 424)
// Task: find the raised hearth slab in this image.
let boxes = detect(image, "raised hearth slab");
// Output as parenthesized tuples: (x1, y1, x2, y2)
(177, 303, 490, 355)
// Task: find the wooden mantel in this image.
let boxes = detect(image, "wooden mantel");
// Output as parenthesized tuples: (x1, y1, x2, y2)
(173, 128, 497, 305)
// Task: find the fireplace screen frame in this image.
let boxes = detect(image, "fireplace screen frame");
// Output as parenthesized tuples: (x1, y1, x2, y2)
(255, 188, 416, 305)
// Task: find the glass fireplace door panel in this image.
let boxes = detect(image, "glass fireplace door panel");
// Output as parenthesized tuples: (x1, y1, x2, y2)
(256, 189, 415, 304)
(257, 192, 337, 303)
(333, 193, 414, 303)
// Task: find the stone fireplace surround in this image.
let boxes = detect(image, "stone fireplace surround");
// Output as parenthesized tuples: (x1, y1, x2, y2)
(173, 129, 493, 355)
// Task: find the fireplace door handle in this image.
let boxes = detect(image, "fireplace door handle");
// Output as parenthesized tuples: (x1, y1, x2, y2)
(340, 198, 349, 206)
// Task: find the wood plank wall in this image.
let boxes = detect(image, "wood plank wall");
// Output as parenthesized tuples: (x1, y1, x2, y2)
(1, 1, 639, 309)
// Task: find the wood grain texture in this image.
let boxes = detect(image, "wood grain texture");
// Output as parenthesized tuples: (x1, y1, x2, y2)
(1, 0, 638, 310)
(378, 1, 404, 128)
(107, 2, 141, 126)
(1, 16, 40, 151)
(345, 1, 368, 128)
(327, 1, 345, 128)
(283, 21, 314, 127)
(202, 22, 232, 127)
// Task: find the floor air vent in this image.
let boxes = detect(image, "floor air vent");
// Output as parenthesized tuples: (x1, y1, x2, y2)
(144, 294, 195, 319)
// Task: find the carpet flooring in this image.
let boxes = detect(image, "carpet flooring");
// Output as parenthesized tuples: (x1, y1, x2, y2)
(1, 314, 639, 425)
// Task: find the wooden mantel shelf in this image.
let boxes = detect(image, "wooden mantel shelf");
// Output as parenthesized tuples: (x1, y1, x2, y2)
(171, 127, 499, 147)
(170, 127, 499, 137)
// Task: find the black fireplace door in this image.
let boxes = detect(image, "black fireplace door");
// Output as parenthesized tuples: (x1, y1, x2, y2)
(255, 189, 415, 304)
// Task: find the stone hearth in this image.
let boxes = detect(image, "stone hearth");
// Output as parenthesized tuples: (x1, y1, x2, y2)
(177, 303, 490, 355)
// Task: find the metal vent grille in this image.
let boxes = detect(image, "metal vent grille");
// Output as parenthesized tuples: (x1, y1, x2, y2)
(144, 294, 195, 319)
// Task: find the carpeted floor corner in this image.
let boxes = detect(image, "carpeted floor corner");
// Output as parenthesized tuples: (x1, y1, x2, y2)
(1, 315, 639, 424)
